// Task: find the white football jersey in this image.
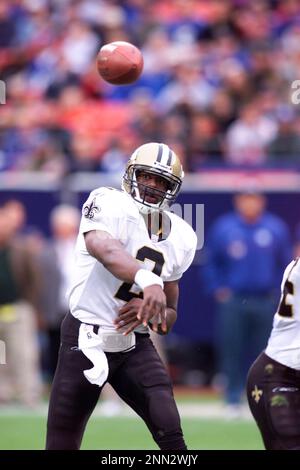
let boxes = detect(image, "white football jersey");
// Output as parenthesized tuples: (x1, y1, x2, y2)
(266, 258, 300, 369)
(68, 187, 197, 332)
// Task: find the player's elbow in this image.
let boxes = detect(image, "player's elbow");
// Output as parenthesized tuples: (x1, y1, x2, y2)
(85, 231, 119, 264)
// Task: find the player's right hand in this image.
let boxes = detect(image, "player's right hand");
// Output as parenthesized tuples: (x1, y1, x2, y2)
(137, 285, 167, 329)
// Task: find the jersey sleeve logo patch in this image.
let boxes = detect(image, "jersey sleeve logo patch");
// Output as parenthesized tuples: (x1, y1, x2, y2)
(83, 198, 100, 219)
(251, 385, 263, 403)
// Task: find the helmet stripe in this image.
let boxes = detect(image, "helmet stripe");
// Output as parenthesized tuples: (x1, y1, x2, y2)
(166, 149, 172, 166)
(157, 143, 173, 166)
(156, 144, 163, 163)
(161, 144, 169, 165)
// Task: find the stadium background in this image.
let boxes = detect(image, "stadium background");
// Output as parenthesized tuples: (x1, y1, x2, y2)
(1, 0, 300, 450)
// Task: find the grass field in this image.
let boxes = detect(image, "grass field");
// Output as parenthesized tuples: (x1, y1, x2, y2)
(0, 395, 264, 450)
(0, 415, 263, 450)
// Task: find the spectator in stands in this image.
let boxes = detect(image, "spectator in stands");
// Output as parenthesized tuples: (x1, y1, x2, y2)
(210, 90, 236, 134)
(268, 108, 300, 165)
(156, 62, 215, 114)
(225, 102, 277, 166)
(39, 204, 80, 380)
(187, 112, 224, 170)
(0, 199, 42, 406)
(203, 190, 291, 414)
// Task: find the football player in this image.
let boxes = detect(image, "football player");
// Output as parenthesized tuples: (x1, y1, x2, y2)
(46, 143, 197, 450)
(247, 258, 300, 450)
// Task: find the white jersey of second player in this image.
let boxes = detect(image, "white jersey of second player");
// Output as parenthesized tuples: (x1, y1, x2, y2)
(68, 187, 197, 332)
(266, 258, 300, 370)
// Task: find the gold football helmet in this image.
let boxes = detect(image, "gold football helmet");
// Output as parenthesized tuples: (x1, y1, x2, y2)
(122, 142, 184, 214)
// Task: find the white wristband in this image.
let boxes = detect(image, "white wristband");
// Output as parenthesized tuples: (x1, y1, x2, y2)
(134, 269, 163, 290)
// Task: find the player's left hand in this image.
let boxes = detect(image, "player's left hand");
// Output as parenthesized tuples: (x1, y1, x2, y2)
(114, 298, 143, 335)
(148, 311, 167, 334)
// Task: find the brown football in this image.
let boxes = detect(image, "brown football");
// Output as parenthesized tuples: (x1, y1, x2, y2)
(97, 41, 144, 85)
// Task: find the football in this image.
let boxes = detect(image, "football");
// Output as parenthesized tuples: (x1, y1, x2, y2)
(97, 41, 144, 85)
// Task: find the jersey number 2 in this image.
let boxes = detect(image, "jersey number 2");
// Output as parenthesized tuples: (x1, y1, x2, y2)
(115, 246, 165, 302)
(278, 279, 294, 318)
(277, 259, 299, 318)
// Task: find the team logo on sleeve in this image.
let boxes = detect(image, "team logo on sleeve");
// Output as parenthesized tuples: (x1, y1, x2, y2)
(251, 385, 263, 403)
(83, 198, 100, 219)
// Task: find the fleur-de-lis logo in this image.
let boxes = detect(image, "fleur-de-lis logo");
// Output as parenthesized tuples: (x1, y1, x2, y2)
(252, 385, 263, 403)
(83, 198, 100, 219)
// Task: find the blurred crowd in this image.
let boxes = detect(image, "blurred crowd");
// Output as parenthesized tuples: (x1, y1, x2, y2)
(1, 0, 300, 176)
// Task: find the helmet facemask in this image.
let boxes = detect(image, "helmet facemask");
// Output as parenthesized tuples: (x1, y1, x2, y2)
(123, 164, 182, 214)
